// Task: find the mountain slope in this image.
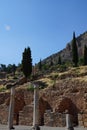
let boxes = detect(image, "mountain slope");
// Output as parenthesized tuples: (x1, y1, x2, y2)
(42, 31, 87, 65)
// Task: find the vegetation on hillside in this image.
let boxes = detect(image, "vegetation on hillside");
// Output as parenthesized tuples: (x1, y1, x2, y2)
(0, 31, 87, 92)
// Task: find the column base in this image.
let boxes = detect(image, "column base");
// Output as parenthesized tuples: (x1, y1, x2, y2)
(32, 125, 40, 130)
(10, 126, 15, 129)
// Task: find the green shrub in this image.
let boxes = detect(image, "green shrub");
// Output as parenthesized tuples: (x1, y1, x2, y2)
(0, 86, 6, 92)
(27, 84, 34, 91)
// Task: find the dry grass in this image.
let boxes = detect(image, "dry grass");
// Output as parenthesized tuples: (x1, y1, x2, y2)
(1, 65, 87, 92)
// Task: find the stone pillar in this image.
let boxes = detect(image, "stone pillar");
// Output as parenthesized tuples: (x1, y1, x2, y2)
(33, 84, 39, 127)
(65, 110, 74, 130)
(8, 87, 15, 130)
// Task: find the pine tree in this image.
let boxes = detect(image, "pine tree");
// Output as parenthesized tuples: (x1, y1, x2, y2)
(83, 45, 87, 65)
(72, 32, 78, 67)
(22, 47, 32, 78)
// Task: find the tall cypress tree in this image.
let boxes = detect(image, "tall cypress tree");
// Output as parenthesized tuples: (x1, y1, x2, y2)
(72, 32, 78, 67)
(83, 45, 87, 65)
(38, 59, 42, 71)
(22, 47, 32, 78)
(58, 55, 61, 65)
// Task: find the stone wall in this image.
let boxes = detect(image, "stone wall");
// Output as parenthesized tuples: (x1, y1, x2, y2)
(0, 92, 10, 105)
(19, 105, 33, 126)
(78, 113, 87, 127)
(44, 110, 87, 128)
(0, 104, 8, 124)
(24, 90, 33, 105)
(44, 110, 66, 127)
(0, 88, 87, 127)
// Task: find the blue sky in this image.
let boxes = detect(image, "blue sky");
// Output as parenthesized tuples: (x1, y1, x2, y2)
(0, 0, 87, 65)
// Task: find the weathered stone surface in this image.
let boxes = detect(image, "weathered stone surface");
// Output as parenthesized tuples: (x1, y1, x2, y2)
(44, 111, 66, 127)
(19, 105, 33, 125)
(0, 77, 87, 127)
(0, 104, 8, 124)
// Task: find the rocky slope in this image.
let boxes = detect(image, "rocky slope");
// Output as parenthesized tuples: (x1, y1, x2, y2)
(42, 31, 87, 65)
(0, 65, 87, 126)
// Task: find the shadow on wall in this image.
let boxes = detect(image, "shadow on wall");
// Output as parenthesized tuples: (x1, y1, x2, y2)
(57, 97, 80, 126)
(39, 97, 52, 126)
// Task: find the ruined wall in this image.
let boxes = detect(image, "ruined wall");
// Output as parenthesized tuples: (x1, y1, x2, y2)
(0, 92, 10, 105)
(19, 105, 33, 126)
(44, 110, 66, 127)
(78, 113, 87, 127)
(0, 87, 87, 127)
(0, 104, 8, 124)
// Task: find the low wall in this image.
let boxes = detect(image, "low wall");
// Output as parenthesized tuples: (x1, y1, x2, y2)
(78, 113, 87, 127)
(44, 110, 66, 127)
(0, 104, 8, 124)
(19, 105, 33, 126)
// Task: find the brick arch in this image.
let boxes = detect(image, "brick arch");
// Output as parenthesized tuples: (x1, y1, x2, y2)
(57, 97, 79, 126)
(39, 97, 52, 125)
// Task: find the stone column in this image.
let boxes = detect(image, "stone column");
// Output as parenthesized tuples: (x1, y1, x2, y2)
(65, 110, 74, 130)
(8, 87, 15, 130)
(33, 84, 39, 128)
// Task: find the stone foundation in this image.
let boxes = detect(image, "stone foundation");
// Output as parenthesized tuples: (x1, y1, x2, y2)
(0, 89, 87, 127)
(19, 105, 33, 126)
(78, 113, 87, 127)
(44, 110, 66, 127)
(0, 104, 8, 124)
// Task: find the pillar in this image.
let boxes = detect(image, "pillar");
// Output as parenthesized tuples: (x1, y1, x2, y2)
(65, 110, 74, 130)
(8, 87, 15, 129)
(33, 84, 39, 129)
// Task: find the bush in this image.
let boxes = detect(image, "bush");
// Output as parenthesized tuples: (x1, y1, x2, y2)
(0, 86, 6, 92)
(27, 84, 34, 91)
(58, 64, 67, 72)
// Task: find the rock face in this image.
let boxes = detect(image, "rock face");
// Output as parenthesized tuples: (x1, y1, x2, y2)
(42, 31, 87, 64)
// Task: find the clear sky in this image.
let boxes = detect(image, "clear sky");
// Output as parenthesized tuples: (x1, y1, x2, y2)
(0, 0, 87, 65)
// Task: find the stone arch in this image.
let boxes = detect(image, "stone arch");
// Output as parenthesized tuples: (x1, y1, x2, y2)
(6, 90, 25, 125)
(57, 97, 79, 126)
(39, 97, 52, 126)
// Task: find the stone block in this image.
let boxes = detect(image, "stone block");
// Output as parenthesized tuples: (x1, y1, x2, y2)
(78, 121, 84, 126)
(84, 122, 87, 127)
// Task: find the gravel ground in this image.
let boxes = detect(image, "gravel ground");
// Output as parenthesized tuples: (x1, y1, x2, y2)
(0, 125, 87, 130)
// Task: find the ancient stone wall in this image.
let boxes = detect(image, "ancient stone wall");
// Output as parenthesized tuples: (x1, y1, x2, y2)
(24, 90, 33, 105)
(19, 105, 33, 126)
(78, 113, 87, 127)
(44, 110, 66, 127)
(0, 92, 10, 105)
(0, 88, 87, 127)
(0, 104, 8, 124)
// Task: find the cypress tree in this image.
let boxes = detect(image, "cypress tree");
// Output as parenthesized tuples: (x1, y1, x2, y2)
(22, 47, 32, 78)
(83, 45, 87, 65)
(38, 59, 42, 71)
(72, 32, 78, 67)
(50, 57, 53, 66)
(58, 55, 61, 65)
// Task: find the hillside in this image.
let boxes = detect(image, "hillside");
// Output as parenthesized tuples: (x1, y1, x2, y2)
(42, 31, 87, 65)
(0, 31, 87, 127)
(0, 65, 87, 126)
